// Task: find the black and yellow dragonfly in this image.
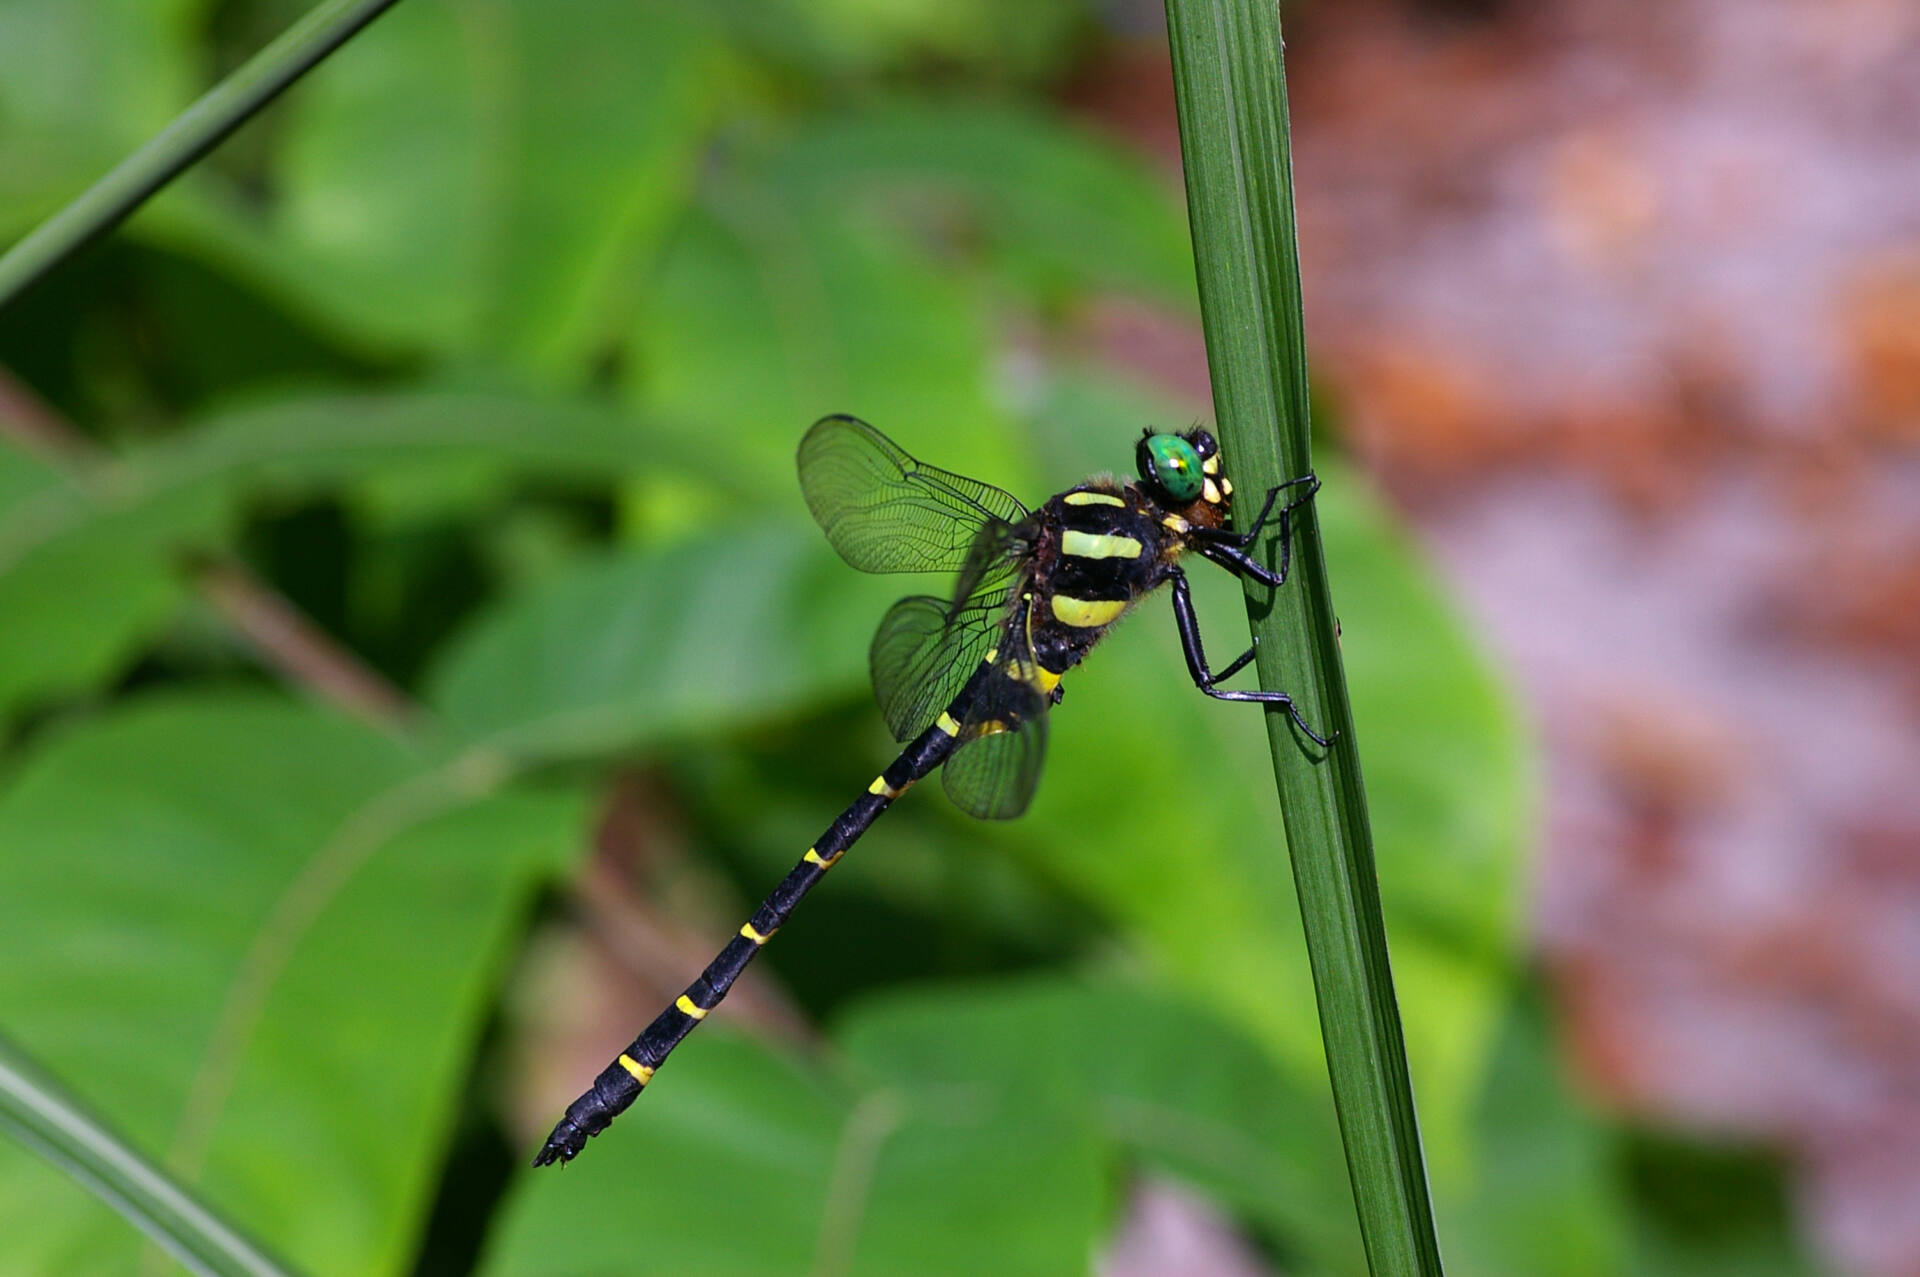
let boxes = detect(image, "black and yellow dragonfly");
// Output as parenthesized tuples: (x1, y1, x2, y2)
(533, 415, 1327, 1166)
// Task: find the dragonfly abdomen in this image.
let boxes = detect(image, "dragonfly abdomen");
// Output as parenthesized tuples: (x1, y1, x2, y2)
(531, 665, 989, 1166)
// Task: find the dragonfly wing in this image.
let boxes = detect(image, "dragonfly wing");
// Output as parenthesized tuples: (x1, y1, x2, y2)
(799, 415, 1031, 576)
(941, 676, 1049, 821)
(870, 586, 1011, 742)
(939, 593, 1050, 820)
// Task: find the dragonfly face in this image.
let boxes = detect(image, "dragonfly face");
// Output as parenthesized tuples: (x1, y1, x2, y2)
(1136, 427, 1234, 529)
(532, 416, 1324, 1167)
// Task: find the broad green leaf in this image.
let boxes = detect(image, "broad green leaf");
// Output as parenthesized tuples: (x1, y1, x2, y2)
(632, 202, 1025, 501)
(1438, 991, 1630, 1277)
(1621, 1134, 1819, 1277)
(766, 102, 1197, 309)
(483, 1031, 1103, 1277)
(837, 978, 1367, 1274)
(425, 524, 903, 762)
(0, 442, 225, 720)
(0, 391, 652, 720)
(726, 0, 1086, 80)
(0, 692, 586, 1276)
(266, 0, 733, 370)
(489, 978, 1360, 1277)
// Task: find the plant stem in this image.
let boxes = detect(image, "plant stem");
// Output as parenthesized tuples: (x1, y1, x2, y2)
(0, 0, 407, 312)
(0, 1035, 301, 1277)
(1161, 3, 1447, 1274)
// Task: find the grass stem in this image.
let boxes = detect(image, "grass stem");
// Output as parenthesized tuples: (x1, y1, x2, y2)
(0, 0, 406, 311)
(1161, 3, 1447, 1273)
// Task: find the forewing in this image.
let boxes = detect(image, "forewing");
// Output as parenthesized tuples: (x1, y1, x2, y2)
(798, 415, 1030, 576)
(870, 591, 1008, 742)
(941, 678, 1049, 821)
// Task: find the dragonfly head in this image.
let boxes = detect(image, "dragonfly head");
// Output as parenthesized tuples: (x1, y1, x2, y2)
(1137, 428, 1231, 522)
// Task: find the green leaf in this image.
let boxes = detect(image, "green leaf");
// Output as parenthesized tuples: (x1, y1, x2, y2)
(425, 524, 903, 762)
(632, 202, 1026, 501)
(763, 102, 1197, 309)
(0, 391, 652, 720)
(0, 692, 586, 1275)
(718, 0, 1087, 81)
(0, 440, 226, 720)
(1437, 989, 1631, 1277)
(837, 978, 1367, 1273)
(263, 0, 733, 370)
(483, 1031, 1104, 1277)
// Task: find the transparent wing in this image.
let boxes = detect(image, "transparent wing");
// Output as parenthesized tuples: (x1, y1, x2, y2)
(870, 588, 1011, 742)
(799, 415, 1030, 576)
(942, 678, 1049, 821)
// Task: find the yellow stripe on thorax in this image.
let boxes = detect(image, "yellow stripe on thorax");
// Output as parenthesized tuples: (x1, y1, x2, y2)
(1062, 490, 1125, 507)
(1061, 530, 1143, 560)
(1050, 595, 1128, 628)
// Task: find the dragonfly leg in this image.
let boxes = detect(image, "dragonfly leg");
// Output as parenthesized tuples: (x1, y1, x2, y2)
(1167, 567, 1335, 748)
(1193, 473, 1318, 588)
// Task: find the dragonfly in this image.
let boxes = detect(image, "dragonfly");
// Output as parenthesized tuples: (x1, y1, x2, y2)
(533, 415, 1328, 1166)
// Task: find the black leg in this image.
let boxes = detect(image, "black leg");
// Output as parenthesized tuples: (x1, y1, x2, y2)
(1201, 542, 1283, 589)
(1193, 473, 1318, 588)
(1167, 568, 1335, 748)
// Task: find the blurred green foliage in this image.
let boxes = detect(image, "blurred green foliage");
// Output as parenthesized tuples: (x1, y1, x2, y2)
(0, 1, 1813, 1274)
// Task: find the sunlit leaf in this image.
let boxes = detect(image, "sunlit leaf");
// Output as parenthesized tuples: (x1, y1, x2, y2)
(426, 524, 902, 762)
(487, 979, 1357, 1277)
(0, 692, 585, 1275)
(484, 1030, 1102, 1277)
(632, 203, 1025, 502)
(766, 102, 1196, 309)
(265, 0, 734, 371)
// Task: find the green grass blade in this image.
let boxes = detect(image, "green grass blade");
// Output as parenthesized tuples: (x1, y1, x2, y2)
(1161, 3, 1448, 1274)
(0, 1035, 300, 1277)
(0, 0, 406, 311)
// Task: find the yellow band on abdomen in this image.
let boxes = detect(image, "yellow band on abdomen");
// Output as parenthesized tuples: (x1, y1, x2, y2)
(1050, 595, 1128, 628)
(1061, 530, 1143, 560)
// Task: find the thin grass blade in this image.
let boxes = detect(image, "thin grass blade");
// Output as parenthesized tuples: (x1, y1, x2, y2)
(0, 0, 406, 310)
(0, 1035, 301, 1277)
(1161, 2, 1448, 1273)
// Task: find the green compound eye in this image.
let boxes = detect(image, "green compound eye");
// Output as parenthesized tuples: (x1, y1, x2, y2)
(1141, 434, 1204, 502)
